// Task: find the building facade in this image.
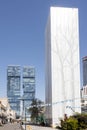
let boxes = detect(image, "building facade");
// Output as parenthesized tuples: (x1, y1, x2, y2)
(83, 56, 87, 86)
(7, 66, 21, 118)
(80, 56, 87, 113)
(23, 66, 35, 119)
(0, 98, 16, 123)
(45, 7, 81, 126)
(81, 86, 87, 113)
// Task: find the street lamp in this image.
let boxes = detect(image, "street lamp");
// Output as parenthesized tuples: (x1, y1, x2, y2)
(19, 97, 30, 130)
(24, 107, 26, 130)
(19, 97, 25, 118)
(25, 106, 29, 130)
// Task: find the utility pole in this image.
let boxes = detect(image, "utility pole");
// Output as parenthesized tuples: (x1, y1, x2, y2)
(25, 107, 26, 130)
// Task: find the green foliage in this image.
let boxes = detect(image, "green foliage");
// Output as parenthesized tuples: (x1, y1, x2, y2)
(66, 117, 78, 130)
(59, 117, 78, 130)
(36, 114, 46, 126)
(74, 113, 87, 129)
(29, 98, 45, 123)
(58, 113, 87, 130)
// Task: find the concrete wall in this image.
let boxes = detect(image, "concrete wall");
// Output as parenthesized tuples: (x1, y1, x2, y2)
(45, 7, 81, 126)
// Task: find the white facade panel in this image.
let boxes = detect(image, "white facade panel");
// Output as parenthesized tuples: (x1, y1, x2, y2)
(45, 7, 81, 126)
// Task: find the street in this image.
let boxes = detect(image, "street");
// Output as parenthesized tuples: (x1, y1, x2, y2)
(0, 123, 22, 130)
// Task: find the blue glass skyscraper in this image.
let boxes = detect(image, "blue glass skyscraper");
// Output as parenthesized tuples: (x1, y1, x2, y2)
(23, 66, 35, 119)
(83, 56, 87, 86)
(7, 66, 21, 118)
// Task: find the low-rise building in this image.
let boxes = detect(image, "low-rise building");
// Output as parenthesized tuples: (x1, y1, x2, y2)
(0, 101, 6, 124)
(0, 98, 16, 123)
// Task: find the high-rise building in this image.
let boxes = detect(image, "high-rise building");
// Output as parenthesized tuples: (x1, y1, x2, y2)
(83, 56, 87, 86)
(80, 86, 87, 113)
(7, 66, 21, 118)
(45, 7, 81, 126)
(81, 56, 87, 113)
(23, 66, 35, 119)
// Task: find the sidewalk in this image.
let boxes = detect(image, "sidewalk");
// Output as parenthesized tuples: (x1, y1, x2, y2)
(22, 124, 57, 130)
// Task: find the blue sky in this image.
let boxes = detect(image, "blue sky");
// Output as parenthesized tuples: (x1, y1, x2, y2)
(0, 0, 87, 101)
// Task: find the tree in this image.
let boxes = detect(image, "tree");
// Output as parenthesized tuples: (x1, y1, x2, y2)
(29, 98, 45, 123)
(57, 113, 87, 130)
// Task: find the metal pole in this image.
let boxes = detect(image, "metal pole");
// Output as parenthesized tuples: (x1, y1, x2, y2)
(23, 100, 24, 112)
(22, 99, 24, 123)
(25, 107, 26, 130)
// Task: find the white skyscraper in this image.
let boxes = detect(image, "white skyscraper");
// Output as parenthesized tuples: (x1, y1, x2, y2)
(45, 7, 81, 126)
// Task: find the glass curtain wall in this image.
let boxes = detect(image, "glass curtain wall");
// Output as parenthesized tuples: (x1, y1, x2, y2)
(23, 66, 35, 120)
(7, 66, 21, 118)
